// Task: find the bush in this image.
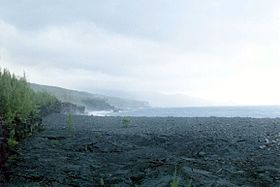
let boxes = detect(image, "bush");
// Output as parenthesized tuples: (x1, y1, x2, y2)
(122, 117, 130, 128)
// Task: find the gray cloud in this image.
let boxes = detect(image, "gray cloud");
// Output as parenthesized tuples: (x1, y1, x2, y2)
(1, 0, 280, 105)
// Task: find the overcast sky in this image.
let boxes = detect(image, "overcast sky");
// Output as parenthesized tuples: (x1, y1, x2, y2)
(1, 0, 280, 105)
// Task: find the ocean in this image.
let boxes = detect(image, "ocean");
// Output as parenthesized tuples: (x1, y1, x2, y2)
(107, 106, 280, 118)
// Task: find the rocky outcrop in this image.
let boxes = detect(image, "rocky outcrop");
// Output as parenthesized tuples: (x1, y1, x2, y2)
(38, 101, 61, 117)
(39, 101, 85, 116)
(60, 102, 85, 114)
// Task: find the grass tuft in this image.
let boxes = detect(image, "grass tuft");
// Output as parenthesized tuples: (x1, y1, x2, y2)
(171, 167, 179, 187)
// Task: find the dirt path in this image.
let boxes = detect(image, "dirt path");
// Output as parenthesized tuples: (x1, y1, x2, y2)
(4, 114, 280, 186)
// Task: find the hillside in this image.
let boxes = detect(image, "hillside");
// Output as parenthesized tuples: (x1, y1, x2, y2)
(30, 83, 149, 111)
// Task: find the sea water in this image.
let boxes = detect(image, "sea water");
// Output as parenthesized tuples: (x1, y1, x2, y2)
(109, 106, 280, 118)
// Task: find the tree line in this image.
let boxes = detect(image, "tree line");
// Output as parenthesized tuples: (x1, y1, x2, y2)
(0, 68, 60, 144)
(0, 68, 61, 179)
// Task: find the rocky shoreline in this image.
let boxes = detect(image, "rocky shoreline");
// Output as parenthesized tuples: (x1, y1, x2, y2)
(3, 114, 280, 186)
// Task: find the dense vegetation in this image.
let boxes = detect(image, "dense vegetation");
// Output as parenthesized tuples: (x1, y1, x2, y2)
(0, 68, 61, 180)
(0, 69, 60, 143)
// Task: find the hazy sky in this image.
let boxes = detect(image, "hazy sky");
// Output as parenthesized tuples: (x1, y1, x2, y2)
(1, 0, 280, 105)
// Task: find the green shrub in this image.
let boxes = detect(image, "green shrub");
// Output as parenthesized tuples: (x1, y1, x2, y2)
(66, 113, 74, 131)
(121, 117, 130, 128)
